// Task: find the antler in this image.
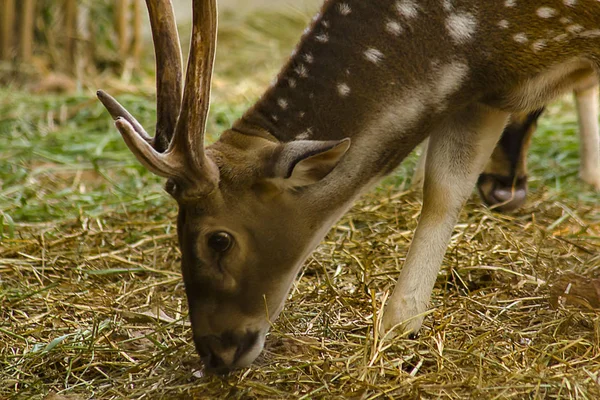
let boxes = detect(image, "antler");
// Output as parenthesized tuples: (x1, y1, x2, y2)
(97, 0, 219, 197)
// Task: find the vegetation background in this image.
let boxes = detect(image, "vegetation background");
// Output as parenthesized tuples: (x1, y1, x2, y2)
(1, 1, 599, 399)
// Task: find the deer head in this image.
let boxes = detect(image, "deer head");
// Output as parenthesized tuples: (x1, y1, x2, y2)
(98, 0, 350, 371)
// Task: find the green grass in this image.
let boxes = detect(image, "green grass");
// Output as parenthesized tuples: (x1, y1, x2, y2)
(1, 7, 599, 400)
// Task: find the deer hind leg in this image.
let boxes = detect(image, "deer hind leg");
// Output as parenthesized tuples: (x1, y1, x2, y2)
(382, 103, 510, 336)
(574, 81, 600, 190)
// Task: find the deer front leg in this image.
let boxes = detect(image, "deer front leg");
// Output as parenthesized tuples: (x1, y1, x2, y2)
(574, 83, 600, 190)
(382, 104, 510, 336)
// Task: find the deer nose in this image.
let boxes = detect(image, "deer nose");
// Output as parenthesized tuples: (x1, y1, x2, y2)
(194, 331, 259, 372)
(489, 184, 527, 212)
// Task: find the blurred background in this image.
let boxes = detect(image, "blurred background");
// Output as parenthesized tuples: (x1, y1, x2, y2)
(0, 0, 319, 91)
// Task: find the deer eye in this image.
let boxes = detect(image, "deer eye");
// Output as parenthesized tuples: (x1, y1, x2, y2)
(207, 232, 233, 253)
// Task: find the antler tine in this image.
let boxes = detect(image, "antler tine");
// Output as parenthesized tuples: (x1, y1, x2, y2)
(97, 90, 152, 142)
(168, 0, 219, 190)
(145, 0, 183, 153)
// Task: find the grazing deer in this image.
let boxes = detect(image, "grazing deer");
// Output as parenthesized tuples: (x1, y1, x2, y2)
(414, 79, 600, 212)
(98, 0, 600, 371)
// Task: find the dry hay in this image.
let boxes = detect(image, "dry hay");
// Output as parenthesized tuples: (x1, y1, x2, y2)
(2, 7, 600, 400)
(1, 181, 599, 399)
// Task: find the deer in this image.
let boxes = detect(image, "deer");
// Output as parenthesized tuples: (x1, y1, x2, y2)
(97, 0, 600, 371)
(413, 79, 600, 212)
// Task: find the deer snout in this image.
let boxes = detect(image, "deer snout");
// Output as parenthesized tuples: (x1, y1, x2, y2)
(477, 173, 528, 212)
(194, 330, 263, 372)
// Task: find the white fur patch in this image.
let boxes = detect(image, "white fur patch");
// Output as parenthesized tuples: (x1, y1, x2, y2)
(579, 30, 600, 38)
(288, 78, 297, 88)
(560, 17, 572, 24)
(338, 3, 351, 15)
(315, 33, 329, 43)
(395, 0, 419, 19)
(432, 61, 469, 109)
(504, 0, 516, 7)
(446, 12, 477, 44)
(295, 128, 312, 140)
(537, 7, 557, 18)
(553, 33, 569, 42)
(513, 33, 528, 43)
(442, 0, 453, 11)
(295, 64, 308, 78)
(532, 39, 547, 52)
(563, 0, 577, 6)
(303, 53, 314, 64)
(385, 20, 403, 35)
(566, 24, 584, 34)
(497, 20, 509, 29)
(337, 83, 351, 97)
(364, 48, 384, 63)
(277, 98, 288, 110)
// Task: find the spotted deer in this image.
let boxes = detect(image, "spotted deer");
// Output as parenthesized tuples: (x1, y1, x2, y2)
(98, 0, 600, 371)
(414, 79, 600, 212)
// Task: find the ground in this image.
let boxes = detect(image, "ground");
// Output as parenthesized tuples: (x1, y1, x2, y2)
(1, 9, 599, 400)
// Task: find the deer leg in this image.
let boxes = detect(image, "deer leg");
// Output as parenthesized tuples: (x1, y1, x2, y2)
(382, 104, 510, 336)
(574, 83, 600, 190)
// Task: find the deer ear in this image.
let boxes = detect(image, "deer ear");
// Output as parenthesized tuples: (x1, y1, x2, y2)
(270, 138, 351, 189)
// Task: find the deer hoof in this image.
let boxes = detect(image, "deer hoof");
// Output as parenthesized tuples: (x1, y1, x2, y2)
(379, 297, 425, 339)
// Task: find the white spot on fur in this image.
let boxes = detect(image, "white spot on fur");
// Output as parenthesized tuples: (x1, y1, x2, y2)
(504, 0, 516, 7)
(385, 20, 403, 35)
(364, 48, 384, 63)
(442, 0, 453, 11)
(560, 17, 572, 24)
(338, 3, 351, 16)
(303, 53, 314, 64)
(579, 30, 600, 38)
(271, 114, 278, 122)
(395, 0, 419, 19)
(315, 33, 329, 43)
(567, 24, 584, 34)
(553, 33, 569, 41)
(497, 20, 509, 29)
(288, 78, 297, 88)
(298, 111, 306, 118)
(513, 33, 528, 43)
(322, 20, 330, 28)
(537, 7, 557, 18)
(312, 13, 320, 22)
(295, 64, 308, 78)
(532, 39, 547, 52)
(337, 83, 351, 97)
(564, 0, 577, 6)
(432, 61, 469, 109)
(446, 12, 477, 44)
(277, 98, 288, 110)
(296, 128, 312, 140)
